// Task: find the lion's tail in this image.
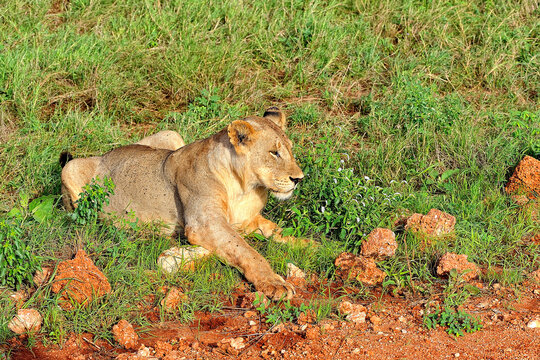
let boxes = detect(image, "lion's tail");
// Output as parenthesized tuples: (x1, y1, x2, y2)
(59, 152, 74, 168)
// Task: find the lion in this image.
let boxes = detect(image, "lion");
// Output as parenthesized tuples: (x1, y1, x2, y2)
(60, 107, 304, 300)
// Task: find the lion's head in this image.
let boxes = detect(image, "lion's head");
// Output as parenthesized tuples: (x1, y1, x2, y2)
(227, 107, 304, 200)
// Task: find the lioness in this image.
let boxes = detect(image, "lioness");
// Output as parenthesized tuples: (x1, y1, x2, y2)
(61, 107, 303, 300)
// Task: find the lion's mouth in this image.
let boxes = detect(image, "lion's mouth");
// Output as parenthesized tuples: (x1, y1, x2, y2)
(270, 188, 295, 200)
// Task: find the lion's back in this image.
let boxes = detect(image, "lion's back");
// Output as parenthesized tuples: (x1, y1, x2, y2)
(98, 145, 182, 232)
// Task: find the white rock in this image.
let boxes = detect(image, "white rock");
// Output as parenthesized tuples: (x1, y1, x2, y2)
(221, 337, 246, 350)
(157, 246, 211, 273)
(286, 263, 305, 279)
(8, 309, 42, 334)
(137, 345, 155, 357)
(527, 319, 540, 328)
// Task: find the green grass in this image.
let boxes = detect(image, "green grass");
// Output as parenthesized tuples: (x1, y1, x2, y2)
(1, 0, 539, 346)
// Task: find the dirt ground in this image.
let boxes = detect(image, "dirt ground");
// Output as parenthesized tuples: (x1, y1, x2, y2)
(5, 277, 539, 360)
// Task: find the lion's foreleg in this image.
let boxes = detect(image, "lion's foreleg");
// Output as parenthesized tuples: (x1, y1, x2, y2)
(185, 217, 294, 301)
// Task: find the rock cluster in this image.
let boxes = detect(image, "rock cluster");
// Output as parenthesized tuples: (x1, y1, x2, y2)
(218, 337, 246, 355)
(334, 227, 397, 286)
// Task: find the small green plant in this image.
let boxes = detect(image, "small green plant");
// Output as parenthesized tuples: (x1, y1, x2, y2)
(267, 137, 402, 249)
(423, 306, 482, 337)
(0, 216, 40, 289)
(7, 193, 57, 224)
(423, 270, 482, 336)
(185, 89, 223, 120)
(505, 110, 540, 156)
(253, 293, 313, 325)
(289, 104, 321, 126)
(71, 177, 115, 225)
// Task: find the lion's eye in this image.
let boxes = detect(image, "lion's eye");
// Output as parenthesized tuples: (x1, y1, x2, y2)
(270, 150, 280, 158)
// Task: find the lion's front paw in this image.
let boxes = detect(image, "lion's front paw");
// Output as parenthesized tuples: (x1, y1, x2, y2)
(254, 274, 295, 301)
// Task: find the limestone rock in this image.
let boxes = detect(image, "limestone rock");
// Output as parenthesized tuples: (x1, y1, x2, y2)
(405, 209, 456, 238)
(33, 266, 52, 287)
(157, 246, 211, 273)
(334, 252, 386, 286)
(51, 250, 111, 310)
(361, 228, 397, 260)
(112, 319, 139, 350)
(8, 309, 42, 334)
(527, 319, 540, 329)
(160, 287, 188, 312)
(218, 337, 246, 355)
(7, 289, 28, 308)
(505, 155, 540, 202)
(339, 301, 366, 324)
(286, 263, 305, 279)
(436, 252, 479, 282)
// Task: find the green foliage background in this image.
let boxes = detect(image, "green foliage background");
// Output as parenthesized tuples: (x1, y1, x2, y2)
(0, 0, 538, 344)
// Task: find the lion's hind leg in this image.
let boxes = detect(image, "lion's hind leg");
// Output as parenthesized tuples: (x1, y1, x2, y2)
(60, 157, 101, 211)
(135, 130, 185, 151)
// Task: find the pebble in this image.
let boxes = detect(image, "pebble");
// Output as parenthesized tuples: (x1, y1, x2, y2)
(286, 263, 306, 278)
(8, 309, 42, 334)
(477, 302, 489, 309)
(401, 329, 407, 334)
(527, 319, 539, 328)
(369, 315, 382, 325)
(454, 353, 460, 358)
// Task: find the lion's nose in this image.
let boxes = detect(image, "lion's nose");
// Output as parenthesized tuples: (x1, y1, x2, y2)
(290, 176, 303, 185)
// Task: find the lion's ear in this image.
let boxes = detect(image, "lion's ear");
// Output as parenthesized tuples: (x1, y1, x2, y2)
(228, 120, 257, 153)
(263, 107, 287, 130)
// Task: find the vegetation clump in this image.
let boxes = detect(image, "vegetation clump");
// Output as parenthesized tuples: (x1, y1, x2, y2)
(0, 217, 40, 290)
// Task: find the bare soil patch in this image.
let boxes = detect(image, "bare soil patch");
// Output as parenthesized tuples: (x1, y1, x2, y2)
(6, 277, 539, 359)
